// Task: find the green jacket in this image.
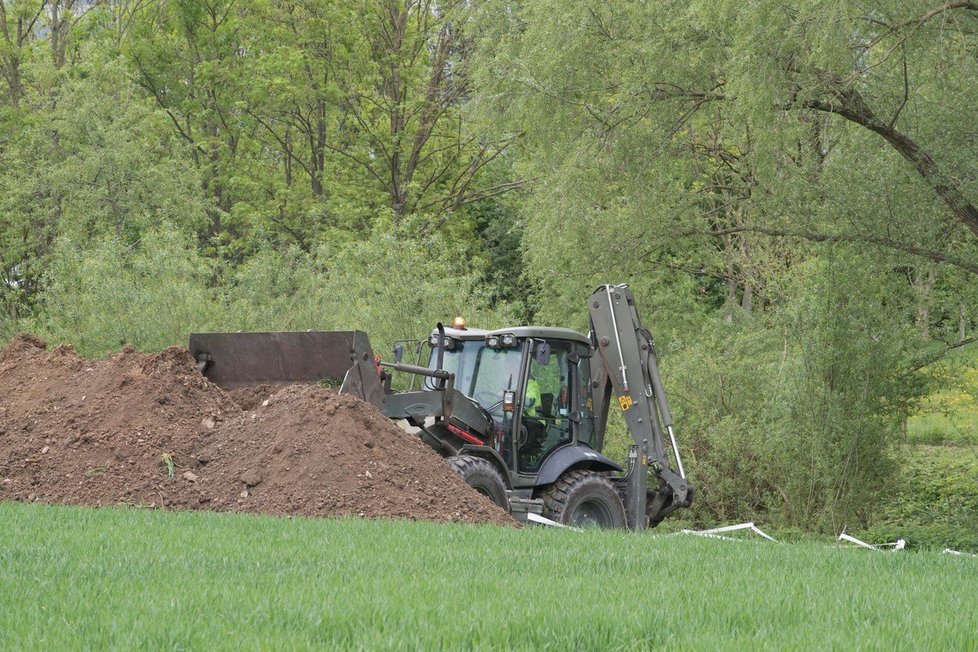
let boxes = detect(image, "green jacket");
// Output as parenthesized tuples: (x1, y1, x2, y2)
(524, 378, 542, 419)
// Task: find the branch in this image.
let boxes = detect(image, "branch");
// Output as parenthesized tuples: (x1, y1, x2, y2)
(910, 335, 978, 371)
(133, 55, 207, 159)
(692, 225, 978, 276)
(245, 108, 313, 178)
(320, 141, 386, 186)
(806, 87, 978, 239)
(863, 1, 978, 51)
(425, 179, 528, 231)
(889, 54, 909, 129)
(21, 1, 47, 46)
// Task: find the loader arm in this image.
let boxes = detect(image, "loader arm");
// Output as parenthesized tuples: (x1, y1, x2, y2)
(588, 284, 694, 528)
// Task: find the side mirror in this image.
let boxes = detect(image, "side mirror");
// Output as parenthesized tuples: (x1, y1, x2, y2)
(393, 343, 405, 364)
(569, 350, 593, 363)
(503, 390, 516, 413)
(535, 341, 551, 366)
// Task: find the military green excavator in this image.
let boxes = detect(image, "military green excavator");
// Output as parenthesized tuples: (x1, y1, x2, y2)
(189, 284, 693, 529)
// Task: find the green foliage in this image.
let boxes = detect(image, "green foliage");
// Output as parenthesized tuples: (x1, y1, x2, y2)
(860, 444, 978, 552)
(666, 254, 928, 530)
(3, 503, 978, 649)
(226, 215, 516, 357)
(29, 225, 220, 356)
(861, 522, 978, 554)
(911, 412, 978, 447)
(467, 0, 978, 533)
(44, 57, 211, 242)
(28, 217, 513, 360)
(0, 39, 209, 325)
(909, 353, 978, 445)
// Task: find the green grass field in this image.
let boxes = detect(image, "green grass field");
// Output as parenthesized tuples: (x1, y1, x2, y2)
(1, 504, 975, 650)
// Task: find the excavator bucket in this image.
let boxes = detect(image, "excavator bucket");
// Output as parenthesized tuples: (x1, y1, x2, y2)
(188, 330, 385, 408)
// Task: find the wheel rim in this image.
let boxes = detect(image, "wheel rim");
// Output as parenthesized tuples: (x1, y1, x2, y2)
(569, 498, 615, 528)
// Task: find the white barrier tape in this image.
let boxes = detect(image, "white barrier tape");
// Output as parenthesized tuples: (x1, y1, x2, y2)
(680, 521, 778, 543)
(838, 532, 905, 551)
(526, 513, 583, 532)
(679, 529, 741, 542)
(750, 525, 778, 542)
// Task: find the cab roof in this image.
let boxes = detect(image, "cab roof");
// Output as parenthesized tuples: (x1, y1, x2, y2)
(437, 325, 591, 347)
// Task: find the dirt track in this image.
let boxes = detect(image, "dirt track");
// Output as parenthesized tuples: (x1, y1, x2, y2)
(0, 334, 513, 526)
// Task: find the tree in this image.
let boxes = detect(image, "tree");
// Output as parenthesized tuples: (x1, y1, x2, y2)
(244, 0, 520, 234)
(0, 0, 44, 109)
(472, 0, 978, 281)
(467, 0, 973, 528)
(127, 0, 249, 254)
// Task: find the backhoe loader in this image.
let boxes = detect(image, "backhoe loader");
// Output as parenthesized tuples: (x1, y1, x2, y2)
(189, 284, 693, 529)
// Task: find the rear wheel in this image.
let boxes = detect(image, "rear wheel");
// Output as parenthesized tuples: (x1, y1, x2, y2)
(541, 470, 626, 529)
(447, 455, 509, 511)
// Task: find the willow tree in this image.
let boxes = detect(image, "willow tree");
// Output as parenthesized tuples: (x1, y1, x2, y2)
(471, 0, 978, 324)
(468, 0, 977, 528)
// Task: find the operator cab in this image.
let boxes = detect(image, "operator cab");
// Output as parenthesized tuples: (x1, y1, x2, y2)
(425, 326, 597, 476)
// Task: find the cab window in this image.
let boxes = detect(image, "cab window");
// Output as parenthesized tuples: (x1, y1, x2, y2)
(576, 355, 596, 448)
(518, 340, 573, 473)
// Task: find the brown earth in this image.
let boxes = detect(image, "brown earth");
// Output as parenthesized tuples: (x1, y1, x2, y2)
(0, 333, 513, 526)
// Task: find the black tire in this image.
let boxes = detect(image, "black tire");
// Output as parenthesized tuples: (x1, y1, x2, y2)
(541, 470, 626, 529)
(447, 455, 509, 511)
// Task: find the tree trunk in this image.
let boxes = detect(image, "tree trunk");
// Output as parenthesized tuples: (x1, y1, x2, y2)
(910, 268, 937, 338)
(49, 0, 75, 70)
(741, 282, 754, 313)
(725, 242, 736, 324)
(961, 304, 968, 342)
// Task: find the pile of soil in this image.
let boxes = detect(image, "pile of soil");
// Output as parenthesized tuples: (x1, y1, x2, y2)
(0, 334, 513, 526)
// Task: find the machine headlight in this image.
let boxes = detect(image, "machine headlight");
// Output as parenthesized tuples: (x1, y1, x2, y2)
(486, 333, 517, 349)
(428, 335, 457, 350)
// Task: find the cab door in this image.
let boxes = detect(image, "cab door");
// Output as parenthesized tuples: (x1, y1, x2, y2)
(516, 339, 582, 474)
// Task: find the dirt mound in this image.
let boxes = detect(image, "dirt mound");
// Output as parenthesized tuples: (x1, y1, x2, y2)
(0, 334, 238, 508)
(0, 334, 513, 526)
(192, 386, 511, 524)
(225, 384, 288, 411)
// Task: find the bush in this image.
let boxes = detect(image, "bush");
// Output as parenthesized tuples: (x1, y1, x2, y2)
(666, 254, 928, 531)
(858, 444, 978, 552)
(225, 215, 516, 358)
(858, 522, 978, 553)
(29, 225, 220, 356)
(27, 217, 518, 362)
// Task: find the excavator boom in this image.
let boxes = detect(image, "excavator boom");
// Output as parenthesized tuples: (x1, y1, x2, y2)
(588, 284, 693, 528)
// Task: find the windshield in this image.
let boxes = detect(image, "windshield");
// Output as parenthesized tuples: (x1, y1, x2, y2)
(427, 340, 524, 410)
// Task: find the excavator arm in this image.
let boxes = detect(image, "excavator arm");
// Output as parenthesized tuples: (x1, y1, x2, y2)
(588, 284, 694, 528)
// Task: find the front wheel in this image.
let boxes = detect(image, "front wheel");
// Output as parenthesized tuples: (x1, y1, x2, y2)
(541, 470, 626, 529)
(447, 455, 509, 511)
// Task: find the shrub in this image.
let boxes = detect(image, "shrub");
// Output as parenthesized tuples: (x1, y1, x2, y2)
(858, 444, 978, 551)
(667, 255, 928, 531)
(225, 215, 516, 357)
(29, 225, 220, 356)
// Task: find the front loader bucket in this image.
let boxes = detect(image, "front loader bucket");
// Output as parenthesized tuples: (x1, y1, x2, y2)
(188, 330, 384, 408)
